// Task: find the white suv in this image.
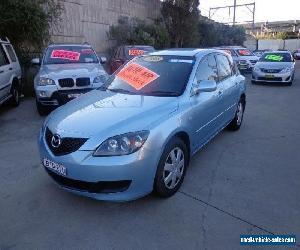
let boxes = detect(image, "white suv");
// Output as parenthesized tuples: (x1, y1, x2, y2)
(0, 37, 22, 107)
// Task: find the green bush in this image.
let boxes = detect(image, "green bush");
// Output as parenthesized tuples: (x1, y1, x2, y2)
(107, 17, 170, 52)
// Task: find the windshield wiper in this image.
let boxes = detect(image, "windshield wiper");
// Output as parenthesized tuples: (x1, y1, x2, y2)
(107, 88, 135, 94)
(140, 91, 179, 96)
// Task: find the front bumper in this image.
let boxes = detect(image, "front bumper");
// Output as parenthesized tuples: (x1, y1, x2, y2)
(252, 71, 293, 83)
(38, 130, 161, 201)
(35, 85, 93, 106)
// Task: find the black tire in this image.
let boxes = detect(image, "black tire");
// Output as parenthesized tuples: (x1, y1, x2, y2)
(36, 99, 50, 116)
(154, 137, 189, 198)
(227, 98, 245, 131)
(9, 81, 20, 107)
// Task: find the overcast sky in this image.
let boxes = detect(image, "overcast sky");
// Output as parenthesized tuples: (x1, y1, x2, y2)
(200, 0, 299, 23)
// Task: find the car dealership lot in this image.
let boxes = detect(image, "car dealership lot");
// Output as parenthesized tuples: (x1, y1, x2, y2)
(0, 63, 300, 249)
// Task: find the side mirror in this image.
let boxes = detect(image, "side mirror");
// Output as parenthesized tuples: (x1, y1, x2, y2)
(31, 58, 40, 65)
(100, 56, 107, 64)
(191, 79, 217, 96)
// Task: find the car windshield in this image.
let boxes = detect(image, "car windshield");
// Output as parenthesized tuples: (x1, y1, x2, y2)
(102, 55, 195, 97)
(125, 47, 155, 59)
(43, 45, 99, 64)
(259, 53, 292, 62)
(236, 49, 254, 56)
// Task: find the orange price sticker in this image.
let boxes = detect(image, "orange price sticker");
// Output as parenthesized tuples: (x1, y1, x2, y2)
(51, 50, 80, 61)
(116, 63, 159, 90)
(128, 49, 145, 56)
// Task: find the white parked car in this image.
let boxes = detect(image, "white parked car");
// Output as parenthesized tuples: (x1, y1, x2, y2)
(0, 37, 22, 107)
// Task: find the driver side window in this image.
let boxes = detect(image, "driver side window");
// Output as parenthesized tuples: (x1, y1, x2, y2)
(195, 54, 218, 83)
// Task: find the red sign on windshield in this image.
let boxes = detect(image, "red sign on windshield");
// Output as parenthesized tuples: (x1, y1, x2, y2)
(116, 63, 159, 90)
(51, 50, 80, 61)
(238, 49, 251, 56)
(128, 49, 145, 56)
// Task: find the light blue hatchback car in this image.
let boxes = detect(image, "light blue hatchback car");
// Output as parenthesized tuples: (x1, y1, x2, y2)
(38, 49, 246, 201)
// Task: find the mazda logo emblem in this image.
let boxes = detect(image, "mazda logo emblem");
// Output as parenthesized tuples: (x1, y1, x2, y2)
(51, 134, 62, 148)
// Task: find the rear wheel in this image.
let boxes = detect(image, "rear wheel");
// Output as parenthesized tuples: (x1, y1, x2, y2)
(154, 137, 188, 198)
(227, 98, 245, 131)
(9, 82, 20, 107)
(36, 99, 50, 116)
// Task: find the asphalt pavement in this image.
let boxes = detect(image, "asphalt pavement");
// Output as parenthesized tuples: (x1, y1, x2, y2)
(0, 63, 299, 250)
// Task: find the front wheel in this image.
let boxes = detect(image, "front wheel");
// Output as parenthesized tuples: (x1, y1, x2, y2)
(227, 98, 245, 131)
(154, 137, 189, 198)
(36, 99, 50, 116)
(9, 83, 20, 107)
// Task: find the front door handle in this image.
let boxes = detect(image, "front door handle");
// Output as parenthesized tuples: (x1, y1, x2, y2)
(0, 70, 4, 74)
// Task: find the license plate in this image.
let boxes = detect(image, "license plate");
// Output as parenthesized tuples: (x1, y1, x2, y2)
(68, 93, 82, 99)
(265, 74, 275, 78)
(43, 158, 67, 176)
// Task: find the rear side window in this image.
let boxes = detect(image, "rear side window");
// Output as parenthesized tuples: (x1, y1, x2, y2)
(195, 54, 218, 83)
(0, 45, 9, 66)
(216, 54, 232, 81)
(4, 45, 17, 62)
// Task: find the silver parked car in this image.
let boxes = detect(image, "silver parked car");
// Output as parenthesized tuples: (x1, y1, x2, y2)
(217, 46, 259, 73)
(33, 43, 108, 115)
(252, 51, 295, 85)
(38, 49, 246, 201)
(0, 37, 22, 107)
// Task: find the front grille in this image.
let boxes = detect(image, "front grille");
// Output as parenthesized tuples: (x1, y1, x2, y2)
(76, 77, 90, 87)
(260, 68, 282, 73)
(258, 77, 282, 81)
(45, 168, 131, 194)
(58, 78, 74, 88)
(45, 128, 88, 156)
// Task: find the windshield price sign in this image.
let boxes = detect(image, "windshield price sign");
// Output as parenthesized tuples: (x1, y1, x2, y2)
(265, 54, 283, 61)
(116, 63, 159, 90)
(51, 50, 81, 61)
(128, 49, 145, 56)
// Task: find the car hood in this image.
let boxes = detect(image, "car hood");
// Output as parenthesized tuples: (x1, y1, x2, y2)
(39, 63, 106, 78)
(46, 90, 179, 140)
(240, 55, 259, 61)
(255, 61, 294, 69)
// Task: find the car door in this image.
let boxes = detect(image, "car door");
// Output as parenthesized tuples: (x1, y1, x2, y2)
(3, 44, 21, 77)
(215, 53, 239, 126)
(111, 47, 124, 73)
(0, 44, 11, 99)
(189, 53, 221, 149)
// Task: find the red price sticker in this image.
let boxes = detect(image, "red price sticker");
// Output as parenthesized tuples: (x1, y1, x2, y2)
(128, 49, 145, 56)
(116, 63, 159, 90)
(238, 49, 251, 56)
(51, 50, 80, 61)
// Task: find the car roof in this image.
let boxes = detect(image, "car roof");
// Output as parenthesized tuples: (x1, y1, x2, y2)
(124, 45, 154, 48)
(150, 48, 219, 57)
(48, 43, 92, 48)
(264, 50, 291, 54)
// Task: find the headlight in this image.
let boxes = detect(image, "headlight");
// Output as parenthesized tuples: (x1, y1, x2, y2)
(38, 77, 55, 86)
(253, 66, 260, 72)
(281, 67, 292, 73)
(93, 131, 150, 156)
(93, 75, 107, 84)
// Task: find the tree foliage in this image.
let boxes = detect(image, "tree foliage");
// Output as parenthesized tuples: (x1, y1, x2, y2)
(161, 0, 200, 47)
(107, 17, 170, 50)
(108, 0, 246, 49)
(0, 0, 62, 64)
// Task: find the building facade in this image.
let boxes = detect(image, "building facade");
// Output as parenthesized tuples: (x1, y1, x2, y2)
(51, 0, 160, 52)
